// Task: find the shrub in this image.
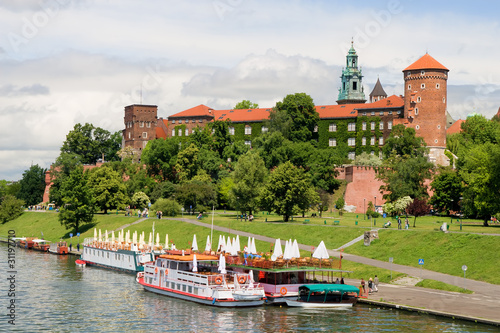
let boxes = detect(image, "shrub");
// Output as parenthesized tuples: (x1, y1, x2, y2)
(151, 198, 181, 217)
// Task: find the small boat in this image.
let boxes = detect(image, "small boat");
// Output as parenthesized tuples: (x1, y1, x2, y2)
(75, 259, 86, 267)
(19, 237, 34, 249)
(285, 284, 359, 308)
(137, 254, 266, 307)
(32, 239, 51, 252)
(49, 241, 69, 254)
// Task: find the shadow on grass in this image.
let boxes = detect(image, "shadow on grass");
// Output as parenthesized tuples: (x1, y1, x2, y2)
(62, 221, 97, 239)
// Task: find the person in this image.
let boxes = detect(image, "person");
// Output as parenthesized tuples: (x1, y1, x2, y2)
(335, 278, 340, 284)
(159, 211, 162, 219)
(69, 243, 72, 251)
(397, 217, 402, 229)
(197, 213, 202, 220)
(77, 243, 80, 252)
(368, 278, 373, 294)
(373, 275, 379, 292)
(405, 219, 409, 229)
(249, 214, 254, 221)
(138, 210, 141, 218)
(340, 277, 345, 284)
(360, 278, 366, 295)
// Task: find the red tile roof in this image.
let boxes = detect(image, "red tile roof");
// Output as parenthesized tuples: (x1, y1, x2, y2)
(214, 108, 272, 122)
(446, 119, 465, 135)
(317, 95, 404, 119)
(403, 53, 448, 71)
(155, 119, 169, 139)
(169, 104, 214, 118)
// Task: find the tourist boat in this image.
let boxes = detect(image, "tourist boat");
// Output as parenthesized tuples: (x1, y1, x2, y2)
(49, 241, 69, 254)
(32, 239, 51, 252)
(18, 237, 34, 249)
(80, 237, 154, 273)
(136, 254, 266, 307)
(285, 284, 359, 308)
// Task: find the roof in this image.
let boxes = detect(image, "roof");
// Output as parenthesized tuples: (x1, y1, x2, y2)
(158, 254, 219, 261)
(403, 53, 448, 71)
(155, 119, 168, 139)
(299, 284, 360, 295)
(214, 108, 272, 123)
(317, 95, 404, 119)
(169, 104, 214, 118)
(446, 119, 465, 135)
(369, 78, 387, 97)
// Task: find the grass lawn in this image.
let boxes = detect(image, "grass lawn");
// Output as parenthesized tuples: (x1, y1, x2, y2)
(415, 279, 473, 294)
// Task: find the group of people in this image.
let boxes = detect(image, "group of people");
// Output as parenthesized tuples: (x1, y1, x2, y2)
(397, 217, 410, 230)
(156, 211, 163, 219)
(360, 275, 379, 295)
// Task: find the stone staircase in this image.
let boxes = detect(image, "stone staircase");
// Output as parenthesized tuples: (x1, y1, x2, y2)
(335, 234, 365, 251)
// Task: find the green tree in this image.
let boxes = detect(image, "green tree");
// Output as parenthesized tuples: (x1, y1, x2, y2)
(429, 167, 463, 214)
(234, 100, 259, 109)
(382, 125, 427, 158)
(274, 93, 319, 142)
(87, 166, 128, 214)
(265, 109, 293, 139)
(254, 131, 288, 169)
(175, 180, 217, 213)
(0, 180, 8, 203)
(125, 166, 156, 198)
(393, 196, 413, 216)
(151, 198, 181, 217)
(141, 137, 180, 181)
(175, 143, 200, 182)
(0, 194, 24, 224)
(58, 167, 95, 234)
(316, 189, 330, 217)
(306, 148, 342, 193)
(335, 196, 345, 216)
(209, 120, 233, 158)
(130, 191, 150, 210)
(217, 176, 235, 210)
(230, 151, 267, 216)
(354, 152, 382, 167)
(17, 164, 46, 206)
(149, 181, 176, 204)
(259, 161, 317, 222)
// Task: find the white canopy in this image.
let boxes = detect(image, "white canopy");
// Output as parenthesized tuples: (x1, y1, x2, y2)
(271, 239, 282, 261)
(283, 240, 293, 260)
(192, 234, 198, 252)
(234, 235, 241, 253)
(292, 239, 301, 258)
(32, 239, 50, 243)
(218, 253, 226, 274)
(312, 241, 330, 259)
(226, 237, 233, 254)
(205, 235, 211, 252)
(250, 237, 257, 254)
(192, 254, 198, 272)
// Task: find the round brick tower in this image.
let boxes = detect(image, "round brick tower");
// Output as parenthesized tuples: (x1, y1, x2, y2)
(402, 54, 449, 164)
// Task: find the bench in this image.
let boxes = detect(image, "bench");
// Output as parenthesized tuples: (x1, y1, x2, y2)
(303, 219, 310, 224)
(333, 220, 340, 225)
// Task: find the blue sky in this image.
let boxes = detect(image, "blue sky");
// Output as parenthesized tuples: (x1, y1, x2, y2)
(0, 0, 499, 180)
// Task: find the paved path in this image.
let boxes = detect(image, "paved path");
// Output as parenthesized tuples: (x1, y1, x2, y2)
(165, 217, 500, 325)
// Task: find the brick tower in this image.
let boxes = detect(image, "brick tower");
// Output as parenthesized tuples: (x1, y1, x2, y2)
(123, 104, 158, 155)
(402, 54, 449, 165)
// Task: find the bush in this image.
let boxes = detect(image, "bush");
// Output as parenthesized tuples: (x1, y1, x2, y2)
(0, 195, 25, 224)
(131, 191, 150, 210)
(151, 198, 181, 217)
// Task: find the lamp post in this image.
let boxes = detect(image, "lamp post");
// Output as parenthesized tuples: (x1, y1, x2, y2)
(373, 196, 377, 229)
(450, 199, 454, 224)
(459, 197, 463, 231)
(364, 198, 366, 220)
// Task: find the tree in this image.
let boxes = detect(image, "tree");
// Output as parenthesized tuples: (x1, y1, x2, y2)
(0, 180, 8, 203)
(58, 167, 95, 234)
(87, 166, 128, 214)
(234, 100, 259, 109)
(306, 148, 342, 193)
(259, 161, 317, 222)
(393, 196, 414, 216)
(316, 189, 330, 218)
(149, 181, 176, 204)
(430, 167, 463, 214)
(382, 125, 427, 158)
(175, 143, 200, 182)
(209, 120, 233, 158)
(354, 152, 382, 167)
(151, 198, 181, 217)
(335, 196, 345, 216)
(141, 137, 180, 181)
(17, 164, 46, 206)
(230, 151, 267, 216)
(131, 191, 150, 210)
(406, 198, 431, 227)
(274, 93, 319, 142)
(0, 195, 24, 224)
(175, 180, 217, 213)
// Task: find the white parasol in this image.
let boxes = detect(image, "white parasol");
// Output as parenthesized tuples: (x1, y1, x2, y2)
(205, 235, 211, 252)
(250, 237, 257, 254)
(192, 234, 198, 252)
(165, 234, 169, 249)
(235, 235, 241, 253)
(217, 235, 223, 252)
(94, 228, 97, 242)
(283, 239, 292, 260)
(148, 232, 153, 247)
(226, 237, 232, 254)
(312, 241, 330, 259)
(105, 230, 109, 243)
(218, 253, 227, 274)
(249, 270, 254, 283)
(156, 233, 160, 247)
(292, 239, 301, 258)
(271, 239, 282, 261)
(111, 231, 115, 244)
(247, 237, 252, 253)
(98, 229, 102, 242)
(192, 254, 198, 272)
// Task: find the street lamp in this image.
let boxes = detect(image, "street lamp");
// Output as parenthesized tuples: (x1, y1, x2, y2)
(459, 197, 463, 231)
(364, 198, 366, 220)
(373, 196, 377, 229)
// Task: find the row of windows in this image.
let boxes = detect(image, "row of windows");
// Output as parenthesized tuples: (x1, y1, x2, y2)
(125, 121, 152, 128)
(329, 121, 393, 132)
(228, 126, 268, 135)
(127, 132, 148, 139)
(171, 128, 194, 137)
(171, 119, 203, 124)
(408, 83, 440, 90)
(328, 137, 384, 147)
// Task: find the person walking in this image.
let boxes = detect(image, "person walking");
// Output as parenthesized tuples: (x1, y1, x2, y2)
(360, 278, 366, 296)
(398, 217, 402, 229)
(373, 275, 379, 292)
(368, 278, 373, 294)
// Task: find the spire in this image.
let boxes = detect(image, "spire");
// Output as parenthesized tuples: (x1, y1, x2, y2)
(337, 42, 366, 105)
(369, 78, 387, 102)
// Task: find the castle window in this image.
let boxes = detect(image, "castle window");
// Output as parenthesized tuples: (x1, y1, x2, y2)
(313, 125, 318, 132)
(421, 83, 425, 89)
(198, 119, 203, 123)
(435, 139, 438, 143)
(348, 123, 356, 131)
(343, 82, 345, 90)
(185, 120, 189, 124)
(362, 122, 366, 131)
(416, 125, 420, 130)
(371, 111, 375, 116)
(421, 70, 425, 76)
(379, 111, 384, 116)
(436, 83, 440, 89)
(229, 127, 235, 135)
(146, 122, 151, 128)
(362, 137, 366, 146)
(363, 112, 367, 116)
(192, 129, 196, 134)
(353, 82, 357, 91)
(171, 129, 175, 136)
(437, 125, 441, 129)
(348, 138, 356, 146)
(388, 111, 392, 115)
(407, 72, 411, 77)
(415, 108, 419, 115)
(244, 140, 251, 147)
(388, 121, 392, 129)
(371, 137, 375, 145)
(178, 120, 182, 124)
(262, 126, 268, 133)
(329, 123, 337, 132)
(443, 97, 446, 103)
(371, 122, 375, 130)
(128, 132, 131, 139)
(178, 129, 182, 136)
(245, 125, 252, 135)
(379, 122, 384, 130)
(192, 119, 196, 123)
(417, 97, 421, 103)
(140, 121, 144, 128)
(171, 120, 175, 124)
(408, 84, 411, 90)
(185, 129, 189, 136)
(348, 152, 356, 160)
(143, 132, 147, 139)
(379, 137, 384, 145)
(329, 138, 337, 147)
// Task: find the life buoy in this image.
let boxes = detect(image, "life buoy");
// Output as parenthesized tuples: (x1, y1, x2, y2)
(154, 267, 158, 273)
(238, 275, 247, 284)
(215, 276, 223, 285)
(164, 269, 168, 275)
(280, 287, 287, 295)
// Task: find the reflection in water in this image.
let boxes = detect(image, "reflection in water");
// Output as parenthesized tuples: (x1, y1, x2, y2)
(0, 244, 496, 332)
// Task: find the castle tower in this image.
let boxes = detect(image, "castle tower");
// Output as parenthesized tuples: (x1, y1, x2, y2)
(403, 54, 449, 165)
(123, 104, 158, 154)
(369, 78, 387, 103)
(337, 42, 366, 105)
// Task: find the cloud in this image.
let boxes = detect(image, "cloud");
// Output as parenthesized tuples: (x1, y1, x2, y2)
(0, 83, 49, 96)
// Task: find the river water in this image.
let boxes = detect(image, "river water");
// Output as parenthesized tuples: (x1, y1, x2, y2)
(0, 243, 496, 332)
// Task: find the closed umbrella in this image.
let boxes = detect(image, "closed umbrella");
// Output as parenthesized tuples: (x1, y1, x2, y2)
(94, 228, 97, 242)
(165, 234, 169, 249)
(292, 239, 301, 258)
(283, 240, 292, 260)
(192, 254, 198, 272)
(271, 239, 282, 261)
(192, 234, 198, 252)
(235, 235, 241, 253)
(250, 237, 257, 254)
(205, 235, 211, 252)
(218, 253, 226, 274)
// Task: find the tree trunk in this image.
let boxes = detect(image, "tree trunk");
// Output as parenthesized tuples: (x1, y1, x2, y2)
(413, 216, 417, 228)
(483, 219, 489, 227)
(284, 215, 289, 222)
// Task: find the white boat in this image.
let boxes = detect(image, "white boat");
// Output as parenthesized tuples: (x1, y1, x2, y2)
(284, 284, 359, 308)
(137, 254, 266, 307)
(80, 238, 154, 273)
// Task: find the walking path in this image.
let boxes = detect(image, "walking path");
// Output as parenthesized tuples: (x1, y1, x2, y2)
(166, 217, 500, 326)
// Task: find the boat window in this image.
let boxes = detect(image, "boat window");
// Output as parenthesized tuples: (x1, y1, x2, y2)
(188, 286, 192, 293)
(177, 284, 181, 290)
(183, 285, 187, 292)
(194, 288, 198, 295)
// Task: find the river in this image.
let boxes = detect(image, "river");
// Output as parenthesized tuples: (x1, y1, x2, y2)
(0, 244, 496, 332)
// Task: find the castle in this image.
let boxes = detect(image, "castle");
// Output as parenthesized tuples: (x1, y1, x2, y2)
(122, 43, 450, 165)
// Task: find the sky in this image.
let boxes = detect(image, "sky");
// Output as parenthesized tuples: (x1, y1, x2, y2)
(1, 0, 499, 181)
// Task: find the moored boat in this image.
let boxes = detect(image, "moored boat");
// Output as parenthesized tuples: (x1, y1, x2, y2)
(75, 259, 86, 267)
(137, 254, 266, 307)
(19, 237, 34, 249)
(32, 239, 51, 252)
(49, 241, 69, 254)
(285, 284, 359, 308)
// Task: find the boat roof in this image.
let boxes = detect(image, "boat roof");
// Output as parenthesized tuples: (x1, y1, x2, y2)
(158, 254, 219, 261)
(299, 284, 359, 294)
(32, 239, 51, 243)
(230, 264, 351, 273)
